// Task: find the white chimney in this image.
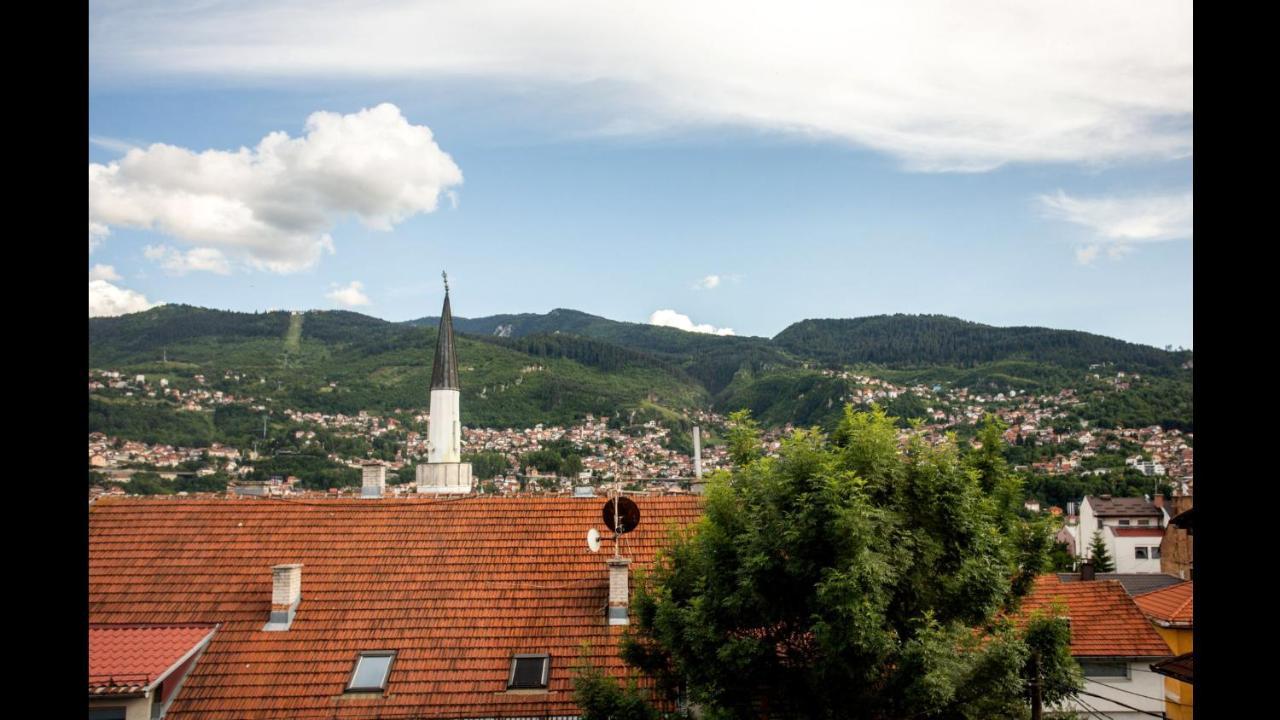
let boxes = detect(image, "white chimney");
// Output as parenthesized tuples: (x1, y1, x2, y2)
(361, 463, 386, 498)
(692, 426, 702, 479)
(263, 564, 302, 631)
(606, 558, 631, 625)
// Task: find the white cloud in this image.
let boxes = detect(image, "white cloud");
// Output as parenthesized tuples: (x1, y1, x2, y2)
(88, 103, 463, 273)
(648, 309, 734, 336)
(89, 264, 122, 282)
(89, 221, 109, 253)
(1039, 189, 1192, 263)
(143, 244, 232, 275)
(694, 275, 721, 290)
(89, 279, 159, 317)
(327, 281, 372, 308)
(91, 1, 1191, 171)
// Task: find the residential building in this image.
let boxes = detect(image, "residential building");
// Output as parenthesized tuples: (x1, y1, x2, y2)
(1134, 582, 1194, 719)
(1018, 575, 1172, 720)
(1077, 495, 1167, 572)
(1160, 496, 1195, 580)
(89, 624, 217, 719)
(89, 495, 702, 718)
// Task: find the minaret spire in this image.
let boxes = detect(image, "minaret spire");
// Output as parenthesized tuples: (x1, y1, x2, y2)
(429, 273, 459, 391)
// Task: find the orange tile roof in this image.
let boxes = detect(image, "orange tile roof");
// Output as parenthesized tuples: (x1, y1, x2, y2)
(1016, 575, 1171, 658)
(89, 624, 217, 696)
(1133, 581, 1193, 627)
(89, 496, 703, 719)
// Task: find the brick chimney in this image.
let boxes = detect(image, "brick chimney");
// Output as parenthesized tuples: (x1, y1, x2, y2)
(1153, 494, 1164, 510)
(1080, 561, 1095, 581)
(606, 558, 631, 625)
(263, 564, 302, 631)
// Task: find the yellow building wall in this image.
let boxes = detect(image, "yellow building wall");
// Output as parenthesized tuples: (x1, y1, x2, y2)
(1153, 625, 1193, 720)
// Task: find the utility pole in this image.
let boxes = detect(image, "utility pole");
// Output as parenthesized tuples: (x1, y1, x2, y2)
(1030, 652, 1042, 720)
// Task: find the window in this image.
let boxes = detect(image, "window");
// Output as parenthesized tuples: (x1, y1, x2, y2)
(1150, 546, 1161, 559)
(1135, 547, 1148, 560)
(1138, 519, 1151, 526)
(1079, 660, 1129, 678)
(347, 652, 396, 692)
(1118, 519, 1131, 526)
(508, 654, 550, 689)
(89, 710, 127, 720)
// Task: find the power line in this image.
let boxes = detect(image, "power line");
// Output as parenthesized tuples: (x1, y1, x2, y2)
(1075, 689, 1165, 718)
(1091, 678, 1186, 706)
(1073, 694, 1115, 720)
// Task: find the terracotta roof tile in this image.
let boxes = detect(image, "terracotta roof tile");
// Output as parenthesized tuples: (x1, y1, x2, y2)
(89, 624, 217, 695)
(1016, 575, 1171, 658)
(1133, 581, 1193, 627)
(1086, 496, 1162, 517)
(89, 496, 703, 719)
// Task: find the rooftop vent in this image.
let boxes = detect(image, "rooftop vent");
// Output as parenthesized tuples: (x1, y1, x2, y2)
(263, 564, 302, 631)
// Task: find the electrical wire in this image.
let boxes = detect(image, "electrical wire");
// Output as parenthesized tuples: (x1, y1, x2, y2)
(1075, 689, 1166, 718)
(1090, 678, 1187, 706)
(1073, 694, 1115, 720)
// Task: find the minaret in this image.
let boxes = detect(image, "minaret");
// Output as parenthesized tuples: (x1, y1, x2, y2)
(417, 272, 473, 494)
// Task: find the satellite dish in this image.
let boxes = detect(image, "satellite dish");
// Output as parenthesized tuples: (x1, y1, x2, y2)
(587, 528, 601, 552)
(602, 496, 641, 534)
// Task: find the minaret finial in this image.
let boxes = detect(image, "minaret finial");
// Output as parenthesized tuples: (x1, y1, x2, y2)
(442, 270, 449, 295)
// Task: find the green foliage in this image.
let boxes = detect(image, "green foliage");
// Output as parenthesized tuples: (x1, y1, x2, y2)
(723, 410, 762, 467)
(1022, 610, 1083, 707)
(773, 315, 1188, 376)
(173, 473, 229, 493)
(251, 450, 359, 490)
(572, 658, 666, 720)
(1087, 530, 1115, 572)
(464, 451, 511, 480)
(89, 397, 215, 447)
(618, 407, 1070, 719)
(124, 472, 172, 495)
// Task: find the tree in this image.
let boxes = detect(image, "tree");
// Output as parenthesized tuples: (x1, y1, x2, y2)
(581, 406, 1076, 720)
(724, 409, 762, 467)
(1087, 530, 1115, 572)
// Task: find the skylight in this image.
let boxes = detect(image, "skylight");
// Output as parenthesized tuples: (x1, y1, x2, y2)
(507, 654, 550, 689)
(347, 652, 395, 692)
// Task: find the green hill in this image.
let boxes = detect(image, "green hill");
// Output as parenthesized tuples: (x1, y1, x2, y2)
(89, 306, 1191, 434)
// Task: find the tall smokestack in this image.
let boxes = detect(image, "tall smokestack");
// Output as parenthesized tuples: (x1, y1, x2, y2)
(692, 426, 702, 479)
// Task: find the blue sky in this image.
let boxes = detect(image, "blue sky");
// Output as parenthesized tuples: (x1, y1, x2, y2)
(88, 2, 1192, 349)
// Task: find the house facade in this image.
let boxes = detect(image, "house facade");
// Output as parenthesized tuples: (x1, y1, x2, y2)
(1134, 581, 1194, 719)
(1019, 576, 1172, 720)
(1078, 495, 1167, 572)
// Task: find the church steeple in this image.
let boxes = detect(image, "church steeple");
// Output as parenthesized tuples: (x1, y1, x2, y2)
(430, 272, 459, 391)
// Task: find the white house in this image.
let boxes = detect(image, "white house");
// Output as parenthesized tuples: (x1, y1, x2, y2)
(1020, 576, 1171, 720)
(1077, 495, 1167, 572)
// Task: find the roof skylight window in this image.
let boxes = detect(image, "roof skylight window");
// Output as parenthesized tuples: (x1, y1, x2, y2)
(507, 654, 550, 689)
(347, 652, 395, 692)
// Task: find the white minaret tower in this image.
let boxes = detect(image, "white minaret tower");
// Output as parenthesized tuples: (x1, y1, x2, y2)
(417, 272, 473, 493)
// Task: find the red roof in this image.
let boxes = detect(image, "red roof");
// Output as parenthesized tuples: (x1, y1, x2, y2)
(1134, 581, 1193, 627)
(1016, 575, 1171, 658)
(89, 496, 703, 719)
(89, 624, 217, 696)
(1109, 527, 1165, 537)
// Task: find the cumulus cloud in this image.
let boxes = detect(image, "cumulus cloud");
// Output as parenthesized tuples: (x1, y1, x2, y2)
(1038, 189, 1192, 263)
(89, 221, 109, 253)
(91, 1, 1191, 171)
(89, 279, 158, 317)
(89, 264, 122, 282)
(143, 244, 232, 275)
(88, 103, 463, 273)
(648, 309, 734, 336)
(694, 275, 721, 290)
(327, 281, 372, 308)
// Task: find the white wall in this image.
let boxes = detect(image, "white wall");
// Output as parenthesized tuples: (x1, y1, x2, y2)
(1052, 660, 1167, 719)
(1110, 533, 1163, 574)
